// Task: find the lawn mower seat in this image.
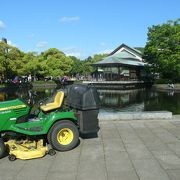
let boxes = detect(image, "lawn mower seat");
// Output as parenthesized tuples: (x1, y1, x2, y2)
(40, 91, 64, 112)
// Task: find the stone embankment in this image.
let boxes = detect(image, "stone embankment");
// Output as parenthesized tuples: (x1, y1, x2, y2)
(98, 111, 173, 121)
(153, 84, 180, 92)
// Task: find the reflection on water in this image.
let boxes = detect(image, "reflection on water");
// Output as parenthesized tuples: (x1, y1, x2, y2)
(0, 87, 180, 114)
(99, 89, 154, 112)
(99, 89, 180, 114)
(0, 87, 56, 105)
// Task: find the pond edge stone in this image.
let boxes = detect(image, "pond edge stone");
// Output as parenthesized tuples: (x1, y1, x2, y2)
(98, 111, 172, 121)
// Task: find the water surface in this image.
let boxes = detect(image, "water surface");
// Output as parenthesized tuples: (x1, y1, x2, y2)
(0, 87, 180, 114)
(99, 89, 180, 114)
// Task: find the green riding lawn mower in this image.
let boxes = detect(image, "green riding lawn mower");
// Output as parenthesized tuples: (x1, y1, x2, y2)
(0, 84, 100, 161)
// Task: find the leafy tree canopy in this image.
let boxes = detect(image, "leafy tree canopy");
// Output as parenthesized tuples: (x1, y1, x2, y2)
(81, 54, 108, 75)
(144, 19, 180, 82)
(0, 41, 24, 79)
(69, 53, 108, 76)
(39, 48, 73, 77)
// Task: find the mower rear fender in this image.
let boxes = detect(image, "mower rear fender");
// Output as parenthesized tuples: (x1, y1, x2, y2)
(43, 111, 78, 134)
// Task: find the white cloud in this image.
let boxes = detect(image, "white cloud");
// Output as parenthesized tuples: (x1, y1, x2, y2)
(0, 39, 17, 47)
(28, 33, 35, 38)
(66, 52, 81, 57)
(98, 49, 113, 54)
(62, 47, 83, 58)
(7, 40, 12, 45)
(0, 20, 5, 29)
(59, 16, 80, 22)
(36, 41, 48, 48)
(100, 42, 107, 47)
(7, 40, 17, 47)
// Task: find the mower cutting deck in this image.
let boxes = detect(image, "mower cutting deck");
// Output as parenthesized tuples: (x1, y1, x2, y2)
(0, 84, 100, 160)
(5, 139, 56, 161)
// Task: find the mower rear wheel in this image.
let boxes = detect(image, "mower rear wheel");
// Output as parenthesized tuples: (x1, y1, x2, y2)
(49, 120, 79, 151)
(0, 138, 6, 159)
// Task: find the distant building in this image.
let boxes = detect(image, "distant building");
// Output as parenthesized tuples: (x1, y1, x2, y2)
(94, 43, 146, 81)
(1, 38, 7, 43)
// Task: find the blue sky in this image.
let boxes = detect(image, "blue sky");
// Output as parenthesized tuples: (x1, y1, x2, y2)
(0, 0, 179, 59)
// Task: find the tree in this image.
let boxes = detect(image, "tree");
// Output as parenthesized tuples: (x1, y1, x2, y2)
(91, 54, 108, 63)
(40, 48, 73, 77)
(69, 56, 83, 76)
(22, 52, 42, 79)
(81, 54, 108, 76)
(134, 47, 144, 54)
(0, 41, 24, 79)
(144, 19, 180, 82)
(0, 41, 108, 80)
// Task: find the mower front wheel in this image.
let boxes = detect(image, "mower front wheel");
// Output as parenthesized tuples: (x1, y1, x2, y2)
(48, 149, 56, 156)
(48, 120, 79, 151)
(8, 154, 16, 161)
(0, 138, 6, 159)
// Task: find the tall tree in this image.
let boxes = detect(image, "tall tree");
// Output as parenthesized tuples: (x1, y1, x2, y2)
(22, 52, 41, 78)
(0, 41, 24, 79)
(69, 56, 83, 76)
(40, 48, 73, 77)
(144, 19, 180, 82)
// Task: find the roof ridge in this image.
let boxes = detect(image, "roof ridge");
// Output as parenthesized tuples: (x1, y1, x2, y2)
(109, 43, 142, 56)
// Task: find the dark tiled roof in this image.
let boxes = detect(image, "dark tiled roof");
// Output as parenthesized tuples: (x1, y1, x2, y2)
(95, 51, 146, 67)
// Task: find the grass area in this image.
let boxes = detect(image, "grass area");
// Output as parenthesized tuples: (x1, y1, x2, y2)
(0, 81, 56, 89)
(0, 80, 81, 89)
(154, 79, 170, 84)
(0, 84, 5, 88)
(32, 81, 56, 85)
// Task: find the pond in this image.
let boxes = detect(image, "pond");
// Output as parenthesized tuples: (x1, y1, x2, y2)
(99, 89, 180, 114)
(0, 86, 180, 114)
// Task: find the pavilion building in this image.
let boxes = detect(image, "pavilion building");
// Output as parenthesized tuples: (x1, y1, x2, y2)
(94, 43, 146, 81)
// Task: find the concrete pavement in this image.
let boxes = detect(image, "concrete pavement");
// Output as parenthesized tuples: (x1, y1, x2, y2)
(1, 119, 180, 180)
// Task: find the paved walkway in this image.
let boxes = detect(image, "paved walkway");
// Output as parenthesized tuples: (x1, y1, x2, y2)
(1, 119, 180, 180)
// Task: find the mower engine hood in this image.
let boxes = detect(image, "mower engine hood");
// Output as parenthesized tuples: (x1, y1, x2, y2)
(0, 99, 27, 111)
(0, 99, 31, 132)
